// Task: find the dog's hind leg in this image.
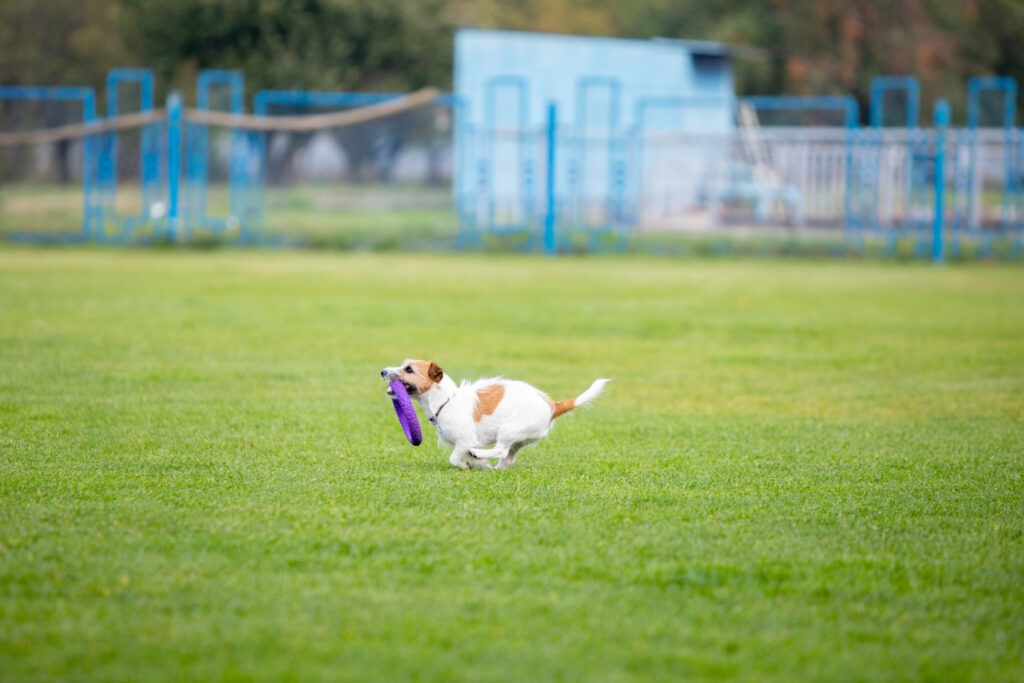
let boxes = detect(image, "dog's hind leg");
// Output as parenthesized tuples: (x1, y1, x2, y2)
(495, 443, 523, 470)
(470, 437, 528, 468)
(468, 443, 510, 461)
(468, 454, 491, 469)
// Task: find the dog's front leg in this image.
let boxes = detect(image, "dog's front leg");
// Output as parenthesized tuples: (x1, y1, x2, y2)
(449, 446, 491, 470)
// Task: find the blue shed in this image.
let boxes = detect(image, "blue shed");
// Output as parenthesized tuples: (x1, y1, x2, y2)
(452, 28, 736, 231)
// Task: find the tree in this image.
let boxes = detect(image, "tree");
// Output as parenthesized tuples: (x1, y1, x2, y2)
(116, 0, 452, 100)
(1, 0, 129, 181)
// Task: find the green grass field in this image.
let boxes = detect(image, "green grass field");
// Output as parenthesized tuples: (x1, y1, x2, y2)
(2, 247, 1023, 681)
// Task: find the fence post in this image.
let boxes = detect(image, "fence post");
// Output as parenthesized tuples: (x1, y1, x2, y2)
(843, 98, 858, 234)
(544, 102, 557, 256)
(81, 90, 100, 241)
(932, 99, 950, 264)
(167, 91, 183, 240)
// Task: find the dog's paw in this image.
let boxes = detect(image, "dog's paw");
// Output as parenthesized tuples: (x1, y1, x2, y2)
(465, 453, 491, 470)
(448, 454, 470, 469)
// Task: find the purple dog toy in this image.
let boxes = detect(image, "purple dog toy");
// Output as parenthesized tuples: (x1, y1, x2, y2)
(389, 380, 422, 446)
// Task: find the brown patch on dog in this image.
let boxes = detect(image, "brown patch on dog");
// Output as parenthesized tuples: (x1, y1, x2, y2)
(427, 361, 444, 383)
(551, 397, 576, 419)
(473, 384, 505, 421)
(400, 359, 437, 395)
(541, 392, 555, 410)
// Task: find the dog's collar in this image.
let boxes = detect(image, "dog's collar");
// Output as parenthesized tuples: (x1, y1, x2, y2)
(428, 397, 451, 426)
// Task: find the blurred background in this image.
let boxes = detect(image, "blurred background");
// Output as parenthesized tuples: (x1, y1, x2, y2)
(2, 0, 1024, 256)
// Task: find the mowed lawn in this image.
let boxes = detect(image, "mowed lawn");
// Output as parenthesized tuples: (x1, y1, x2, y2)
(1, 247, 1022, 682)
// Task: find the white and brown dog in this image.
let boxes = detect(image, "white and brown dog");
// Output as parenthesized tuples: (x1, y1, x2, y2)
(381, 359, 609, 469)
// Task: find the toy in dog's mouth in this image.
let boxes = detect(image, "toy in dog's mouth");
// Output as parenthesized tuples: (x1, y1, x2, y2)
(385, 380, 418, 397)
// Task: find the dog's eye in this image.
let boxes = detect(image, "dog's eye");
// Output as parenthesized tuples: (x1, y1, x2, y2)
(404, 365, 413, 373)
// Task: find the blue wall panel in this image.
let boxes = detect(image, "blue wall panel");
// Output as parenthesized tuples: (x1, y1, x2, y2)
(454, 29, 735, 231)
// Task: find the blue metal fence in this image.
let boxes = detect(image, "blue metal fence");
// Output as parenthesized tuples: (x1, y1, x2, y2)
(0, 85, 101, 240)
(100, 68, 160, 241)
(185, 69, 252, 238)
(2, 68, 1022, 259)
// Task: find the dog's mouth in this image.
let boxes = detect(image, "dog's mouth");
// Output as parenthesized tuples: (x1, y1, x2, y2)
(384, 380, 418, 397)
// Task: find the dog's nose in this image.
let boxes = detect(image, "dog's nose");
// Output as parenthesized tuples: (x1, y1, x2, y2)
(380, 369, 387, 378)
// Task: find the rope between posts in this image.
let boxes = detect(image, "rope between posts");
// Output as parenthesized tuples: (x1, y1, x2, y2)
(0, 110, 165, 146)
(183, 87, 441, 131)
(0, 87, 441, 146)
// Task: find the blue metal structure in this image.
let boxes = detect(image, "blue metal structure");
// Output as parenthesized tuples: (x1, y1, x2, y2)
(869, 76, 926, 241)
(743, 96, 860, 231)
(251, 89, 408, 239)
(870, 76, 920, 128)
(963, 76, 1020, 248)
(250, 88, 469, 243)
(544, 102, 558, 256)
(932, 99, 951, 263)
(573, 77, 627, 227)
(185, 69, 250, 237)
(166, 91, 183, 239)
(5, 62, 1024, 260)
(743, 95, 858, 128)
(100, 68, 160, 241)
(482, 75, 532, 232)
(239, 92, 452, 245)
(454, 29, 736, 238)
(0, 85, 101, 239)
(632, 95, 735, 230)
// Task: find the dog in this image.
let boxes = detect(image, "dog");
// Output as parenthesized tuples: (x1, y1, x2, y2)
(381, 359, 609, 470)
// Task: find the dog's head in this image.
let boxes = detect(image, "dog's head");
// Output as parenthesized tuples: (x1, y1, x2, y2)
(380, 359, 445, 397)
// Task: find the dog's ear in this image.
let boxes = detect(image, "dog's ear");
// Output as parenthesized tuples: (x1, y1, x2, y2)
(428, 362, 444, 383)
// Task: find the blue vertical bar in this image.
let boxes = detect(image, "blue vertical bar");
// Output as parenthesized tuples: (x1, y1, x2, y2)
(82, 91, 100, 241)
(229, 78, 246, 236)
(965, 76, 1018, 237)
(1001, 81, 1017, 235)
(167, 92, 183, 240)
(870, 76, 919, 128)
(193, 70, 245, 232)
(933, 100, 950, 264)
(104, 68, 157, 238)
(544, 102, 557, 256)
(966, 78, 980, 235)
(100, 72, 118, 227)
(252, 92, 270, 241)
(843, 98, 858, 233)
(870, 76, 921, 237)
(139, 74, 158, 217)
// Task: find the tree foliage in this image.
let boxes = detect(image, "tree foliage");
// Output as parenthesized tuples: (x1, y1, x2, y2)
(0, 0, 128, 90)
(115, 0, 452, 97)
(2, 0, 1023, 120)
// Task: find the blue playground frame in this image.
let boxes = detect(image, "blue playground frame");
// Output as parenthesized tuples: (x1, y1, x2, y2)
(962, 76, 1020, 252)
(251, 89, 404, 241)
(631, 94, 736, 233)
(480, 76, 533, 235)
(99, 68, 160, 241)
(741, 96, 860, 231)
(250, 89, 468, 243)
(572, 77, 627, 231)
(0, 85, 101, 240)
(184, 69, 252, 238)
(2, 66, 1021, 259)
(868, 76, 928, 244)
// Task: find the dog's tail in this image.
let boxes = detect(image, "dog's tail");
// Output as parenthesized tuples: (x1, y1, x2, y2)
(552, 378, 611, 419)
